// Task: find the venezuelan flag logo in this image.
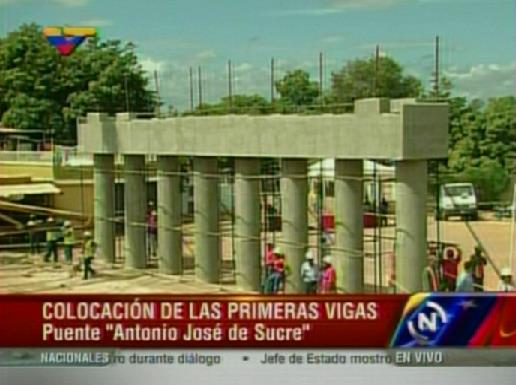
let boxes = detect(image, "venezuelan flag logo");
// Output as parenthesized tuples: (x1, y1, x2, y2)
(43, 26, 97, 56)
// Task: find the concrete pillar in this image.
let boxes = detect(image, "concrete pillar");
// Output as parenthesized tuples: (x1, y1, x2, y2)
(124, 155, 147, 269)
(157, 156, 182, 274)
(280, 159, 308, 293)
(334, 159, 364, 293)
(93, 154, 115, 264)
(193, 157, 220, 283)
(395, 160, 428, 292)
(234, 158, 261, 291)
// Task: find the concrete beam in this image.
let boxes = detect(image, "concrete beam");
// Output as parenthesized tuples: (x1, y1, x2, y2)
(124, 155, 147, 269)
(281, 159, 308, 293)
(79, 98, 448, 160)
(93, 154, 115, 264)
(234, 158, 261, 291)
(157, 156, 182, 274)
(395, 160, 428, 293)
(334, 159, 364, 293)
(193, 157, 220, 283)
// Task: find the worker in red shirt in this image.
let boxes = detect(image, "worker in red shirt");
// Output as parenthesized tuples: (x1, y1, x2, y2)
(263, 246, 285, 293)
(442, 246, 461, 291)
(264, 244, 276, 271)
(319, 255, 337, 293)
(262, 244, 276, 293)
(271, 251, 286, 293)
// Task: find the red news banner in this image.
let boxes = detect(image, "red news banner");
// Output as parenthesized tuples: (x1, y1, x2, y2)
(0, 295, 407, 347)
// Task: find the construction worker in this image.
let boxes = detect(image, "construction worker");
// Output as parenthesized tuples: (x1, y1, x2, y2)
(82, 231, 96, 280)
(265, 248, 285, 294)
(300, 250, 319, 294)
(456, 261, 475, 292)
(147, 209, 158, 257)
(26, 214, 40, 255)
(261, 243, 275, 293)
(262, 243, 282, 294)
(43, 216, 60, 263)
(319, 255, 336, 293)
(380, 196, 389, 226)
(497, 268, 515, 292)
(62, 221, 75, 264)
(422, 254, 441, 291)
(321, 229, 332, 257)
(442, 246, 461, 291)
(470, 246, 487, 291)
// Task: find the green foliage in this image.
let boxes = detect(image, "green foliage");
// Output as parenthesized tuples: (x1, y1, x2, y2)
(0, 23, 155, 143)
(275, 69, 320, 107)
(186, 94, 272, 116)
(444, 96, 515, 202)
(330, 56, 422, 102)
(443, 158, 510, 203)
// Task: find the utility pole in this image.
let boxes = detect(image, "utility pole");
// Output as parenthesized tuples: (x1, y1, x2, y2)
(189, 66, 194, 111)
(154, 69, 160, 116)
(228, 59, 233, 108)
(434, 35, 440, 98)
(270, 57, 275, 104)
(124, 73, 130, 112)
(374, 44, 380, 97)
(198, 66, 203, 110)
(319, 52, 324, 107)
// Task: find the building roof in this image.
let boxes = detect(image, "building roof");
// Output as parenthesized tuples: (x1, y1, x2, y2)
(0, 183, 61, 198)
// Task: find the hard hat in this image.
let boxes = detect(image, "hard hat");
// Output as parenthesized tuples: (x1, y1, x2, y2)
(273, 246, 282, 255)
(64, 220, 72, 227)
(323, 255, 332, 264)
(305, 250, 315, 260)
(501, 267, 513, 277)
(84, 231, 92, 238)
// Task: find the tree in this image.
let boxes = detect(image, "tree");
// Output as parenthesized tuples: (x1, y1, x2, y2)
(330, 56, 422, 102)
(275, 69, 319, 108)
(0, 23, 155, 143)
(443, 96, 515, 202)
(187, 94, 271, 116)
(481, 96, 515, 172)
(222, 94, 271, 114)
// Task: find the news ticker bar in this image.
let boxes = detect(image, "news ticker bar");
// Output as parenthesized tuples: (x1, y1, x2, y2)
(0, 349, 515, 367)
(0, 293, 515, 348)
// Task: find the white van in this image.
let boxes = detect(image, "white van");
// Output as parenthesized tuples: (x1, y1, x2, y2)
(439, 182, 478, 220)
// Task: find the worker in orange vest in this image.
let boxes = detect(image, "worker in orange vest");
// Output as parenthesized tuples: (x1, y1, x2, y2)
(422, 254, 441, 291)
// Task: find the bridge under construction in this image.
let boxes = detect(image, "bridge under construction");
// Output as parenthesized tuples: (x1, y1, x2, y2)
(78, 97, 448, 293)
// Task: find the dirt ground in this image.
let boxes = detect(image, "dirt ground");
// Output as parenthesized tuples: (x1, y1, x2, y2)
(0, 215, 512, 294)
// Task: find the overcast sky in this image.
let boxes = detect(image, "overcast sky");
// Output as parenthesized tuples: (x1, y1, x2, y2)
(1, 0, 515, 110)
